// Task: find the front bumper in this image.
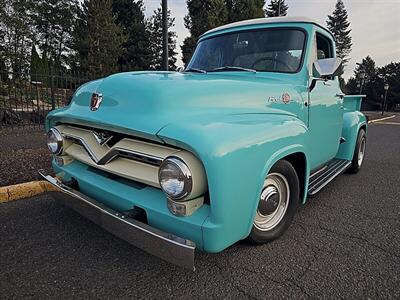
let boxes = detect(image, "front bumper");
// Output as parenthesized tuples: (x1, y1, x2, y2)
(39, 170, 196, 270)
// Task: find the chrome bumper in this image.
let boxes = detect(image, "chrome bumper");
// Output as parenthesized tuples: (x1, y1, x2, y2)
(38, 170, 196, 270)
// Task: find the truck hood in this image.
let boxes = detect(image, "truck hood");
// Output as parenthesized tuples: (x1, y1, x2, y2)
(49, 71, 305, 141)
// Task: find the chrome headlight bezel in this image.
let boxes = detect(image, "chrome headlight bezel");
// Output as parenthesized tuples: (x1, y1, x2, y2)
(47, 127, 63, 155)
(158, 157, 193, 201)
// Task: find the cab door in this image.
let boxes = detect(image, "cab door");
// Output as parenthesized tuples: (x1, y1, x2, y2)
(308, 32, 344, 170)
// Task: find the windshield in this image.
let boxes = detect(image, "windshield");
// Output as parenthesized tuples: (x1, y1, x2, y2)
(187, 28, 306, 73)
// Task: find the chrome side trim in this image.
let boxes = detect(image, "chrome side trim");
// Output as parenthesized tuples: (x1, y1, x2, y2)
(98, 147, 163, 166)
(63, 134, 163, 166)
(38, 170, 196, 270)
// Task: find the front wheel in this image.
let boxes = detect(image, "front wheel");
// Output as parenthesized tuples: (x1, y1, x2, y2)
(347, 129, 366, 174)
(248, 160, 300, 244)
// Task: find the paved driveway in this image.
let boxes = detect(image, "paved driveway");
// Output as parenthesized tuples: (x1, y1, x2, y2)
(1, 116, 399, 299)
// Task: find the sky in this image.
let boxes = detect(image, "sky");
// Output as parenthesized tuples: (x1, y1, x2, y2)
(143, 0, 400, 79)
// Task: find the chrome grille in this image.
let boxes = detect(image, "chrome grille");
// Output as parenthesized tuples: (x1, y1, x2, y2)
(55, 124, 180, 187)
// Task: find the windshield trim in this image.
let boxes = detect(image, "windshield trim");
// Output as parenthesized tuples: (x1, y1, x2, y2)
(191, 26, 308, 75)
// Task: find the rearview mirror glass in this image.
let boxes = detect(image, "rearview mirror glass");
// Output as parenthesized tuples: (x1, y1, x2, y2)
(313, 58, 342, 78)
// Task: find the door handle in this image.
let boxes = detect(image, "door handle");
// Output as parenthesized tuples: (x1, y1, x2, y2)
(335, 93, 345, 99)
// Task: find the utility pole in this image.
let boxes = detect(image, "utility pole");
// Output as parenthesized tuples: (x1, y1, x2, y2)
(278, 0, 281, 16)
(162, 0, 169, 71)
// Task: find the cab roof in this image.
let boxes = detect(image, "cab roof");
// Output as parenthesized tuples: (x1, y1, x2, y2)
(202, 16, 334, 39)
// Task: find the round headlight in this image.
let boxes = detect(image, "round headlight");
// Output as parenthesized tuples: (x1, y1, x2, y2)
(47, 127, 63, 155)
(158, 157, 192, 200)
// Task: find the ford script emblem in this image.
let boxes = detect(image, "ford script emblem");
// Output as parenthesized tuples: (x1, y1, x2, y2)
(282, 92, 291, 104)
(90, 93, 103, 111)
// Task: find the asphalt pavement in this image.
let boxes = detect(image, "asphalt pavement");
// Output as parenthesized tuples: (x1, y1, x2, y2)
(1, 115, 399, 299)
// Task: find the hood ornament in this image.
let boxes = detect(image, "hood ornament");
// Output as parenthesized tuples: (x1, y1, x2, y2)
(90, 93, 103, 111)
(92, 130, 113, 145)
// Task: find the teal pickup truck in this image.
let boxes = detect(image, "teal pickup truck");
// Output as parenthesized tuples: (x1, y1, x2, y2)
(40, 17, 367, 270)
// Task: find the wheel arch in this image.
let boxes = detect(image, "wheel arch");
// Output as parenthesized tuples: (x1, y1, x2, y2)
(244, 147, 310, 238)
(359, 123, 367, 134)
(283, 152, 308, 204)
(259, 145, 310, 208)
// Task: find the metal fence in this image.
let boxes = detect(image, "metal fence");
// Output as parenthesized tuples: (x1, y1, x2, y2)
(0, 70, 92, 131)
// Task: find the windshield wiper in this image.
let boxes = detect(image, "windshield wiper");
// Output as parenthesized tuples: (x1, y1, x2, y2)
(209, 66, 257, 73)
(184, 68, 207, 74)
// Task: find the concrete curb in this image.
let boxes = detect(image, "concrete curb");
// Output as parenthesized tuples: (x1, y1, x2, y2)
(0, 180, 58, 203)
(368, 115, 396, 124)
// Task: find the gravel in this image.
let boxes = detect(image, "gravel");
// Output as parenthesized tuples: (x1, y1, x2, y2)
(0, 128, 53, 186)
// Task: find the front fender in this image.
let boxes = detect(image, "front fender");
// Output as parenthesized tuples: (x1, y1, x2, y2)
(158, 113, 309, 252)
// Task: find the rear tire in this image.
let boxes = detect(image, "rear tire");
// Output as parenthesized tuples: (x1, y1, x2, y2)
(248, 160, 300, 244)
(348, 129, 366, 174)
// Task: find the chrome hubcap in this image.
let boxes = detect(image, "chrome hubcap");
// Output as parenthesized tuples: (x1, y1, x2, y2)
(254, 173, 290, 231)
(358, 137, 366, 167)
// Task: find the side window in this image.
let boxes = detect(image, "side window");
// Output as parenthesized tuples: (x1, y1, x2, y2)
(316, 33, 333, 60)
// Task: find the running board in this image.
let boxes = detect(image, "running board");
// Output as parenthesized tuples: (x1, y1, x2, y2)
(307, 159, 351, 197)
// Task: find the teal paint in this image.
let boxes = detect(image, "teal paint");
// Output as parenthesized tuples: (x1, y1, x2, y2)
(46, 21, 366, 253)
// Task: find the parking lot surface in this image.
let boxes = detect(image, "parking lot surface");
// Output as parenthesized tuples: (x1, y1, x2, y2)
(1, 115, 399, 299)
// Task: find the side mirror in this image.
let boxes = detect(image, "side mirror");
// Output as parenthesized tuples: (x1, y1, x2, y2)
(313, 58, 342, 78)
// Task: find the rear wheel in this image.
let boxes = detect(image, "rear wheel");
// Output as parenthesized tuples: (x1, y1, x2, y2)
(248, 160, 300, 244)
(348, 129, 366, 174)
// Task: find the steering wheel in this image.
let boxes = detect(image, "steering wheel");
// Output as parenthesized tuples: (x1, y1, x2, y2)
(251, 57, 294, 72)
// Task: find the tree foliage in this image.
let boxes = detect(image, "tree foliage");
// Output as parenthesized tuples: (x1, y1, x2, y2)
(71, 0, 126, 77)
(30, 45, 43, 80)
(182, 0, 228, 66)
(347, 57, 400, 110)
(265, 0, 288, 17)
(148, 7, 177, 70)
(31, 0, 78, 68)
(182, 0, 270, 66)
(226, 0, 265, 22)
(112, 0, 152, 71)
(327, 0, 352, 67)
(0, 0, 34, 74)
(346, 56, 375, 93)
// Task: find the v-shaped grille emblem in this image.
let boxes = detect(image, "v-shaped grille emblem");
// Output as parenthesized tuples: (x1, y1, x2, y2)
(63, 132, 163, 167)
(92, 131, 113, 145)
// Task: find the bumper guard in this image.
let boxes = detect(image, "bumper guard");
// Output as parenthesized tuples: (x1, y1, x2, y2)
(38, 170, 196, 270)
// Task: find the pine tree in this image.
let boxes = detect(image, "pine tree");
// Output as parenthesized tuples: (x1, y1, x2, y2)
(354, 56, 376, 85)
(148, 7, 177, 71)
(346, 56, 376, 100)
(226, 0, 265, 22)
(112, 0, 152, 71)
(265, 0, 288, 17)
(30, 45, 43, 81)
(327, 0, 352, 68)
(182, 0, 228, 66)
(377, 63, 400, 110)
(71, 0, 126, 77)
(0, 58, 6, 74)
